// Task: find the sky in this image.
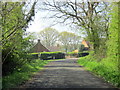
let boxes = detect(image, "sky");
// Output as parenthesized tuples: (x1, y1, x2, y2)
(26, 0, 83, 35)
(26, 1, 73, 33)
(25, 0, 88, 43)
(26, 11, 71, 33)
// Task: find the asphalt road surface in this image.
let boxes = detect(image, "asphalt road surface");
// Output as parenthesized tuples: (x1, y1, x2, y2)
(20, 58, 115, 88)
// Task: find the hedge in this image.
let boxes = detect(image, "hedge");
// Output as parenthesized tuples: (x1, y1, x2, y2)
(29, 53, 39, 59)
(40, 52, 65, 60)
(29, 51, 89, 59)
(78, 52, 89, 57)
(29, 52, 65, 60)
(66, 52, 89, 57)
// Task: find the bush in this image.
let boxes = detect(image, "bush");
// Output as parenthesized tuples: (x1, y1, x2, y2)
(77, 55, 120, 88)
(2, 59, 49, 88)
(2, 50, 31, 76)
(78, 52, 89, 57)
(40, 53, 53, 60)
(40, 52, 65, 60)
(66, 52, 89, 57)
(53, 52, 65, 59)
(29, 53, 39, 59)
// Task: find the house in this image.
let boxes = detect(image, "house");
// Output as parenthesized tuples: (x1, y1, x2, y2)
(81, 40, 91, 50)
(47, 44, 60, 52)
(31, 39, 61, 53)
(82, 40, 90, 48)
(31, 39, 50, 53)
(73, 49, 79, 53)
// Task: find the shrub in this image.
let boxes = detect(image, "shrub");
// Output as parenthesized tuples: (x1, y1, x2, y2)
(53, 52, 65, 59)
(30, 53, 39, 59)
(2, 50, 31, 76)
(77, 55, 120, 88)
(2, 59, 49, 88)
(40, 52, 65, 60)
(66, 52, 89, 57)
(78, 52, 89, 57)
(40, 53, 53, 60)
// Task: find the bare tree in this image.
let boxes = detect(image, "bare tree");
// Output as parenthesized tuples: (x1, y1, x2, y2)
(41, 0, 110, 53)
(59, 31, 81, 52)
(38, 27, 59, 47)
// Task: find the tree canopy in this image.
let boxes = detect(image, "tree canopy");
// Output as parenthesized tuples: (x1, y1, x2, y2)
(38, 27, 59, 47)
(41, 1, 110, 54)
(59, 31, 81, 52)
(1, 1, 37, 75)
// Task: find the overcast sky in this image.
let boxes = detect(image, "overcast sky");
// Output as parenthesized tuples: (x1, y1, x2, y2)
(26, 0, 74, 33)
(25, 0, 86, 34)
(25, 0, 88, 42)
(26, 11, 72, 33)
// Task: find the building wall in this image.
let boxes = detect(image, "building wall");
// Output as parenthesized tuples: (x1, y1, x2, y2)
(82, 40, 89, 48)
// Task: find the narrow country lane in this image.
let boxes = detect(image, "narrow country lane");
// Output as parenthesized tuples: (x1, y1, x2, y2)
(20, 58, 114, 88)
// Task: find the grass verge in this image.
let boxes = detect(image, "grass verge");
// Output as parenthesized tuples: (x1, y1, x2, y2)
(2, 59, 50, 88)
(48, 59, 65, 61)
(77, 55, 120, 88)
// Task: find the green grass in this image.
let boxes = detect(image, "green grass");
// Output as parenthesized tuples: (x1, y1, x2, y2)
(48, 59, 65, 61)
(40, 51, 62, 54)
(2, 59, 50, 88)
(77, 55, 120, 88)
(2, 59, 65, 89)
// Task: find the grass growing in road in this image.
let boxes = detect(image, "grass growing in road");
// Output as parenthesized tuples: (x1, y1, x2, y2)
(2, 59, 49, 88)
(77, 55, 120, 88)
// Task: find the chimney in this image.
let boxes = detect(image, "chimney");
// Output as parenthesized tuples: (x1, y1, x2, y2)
(38, 39, 40, 43)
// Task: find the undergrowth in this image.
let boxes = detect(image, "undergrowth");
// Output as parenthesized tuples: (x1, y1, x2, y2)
(77, 55, 120, 88)
(2, 59, 49, 88)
